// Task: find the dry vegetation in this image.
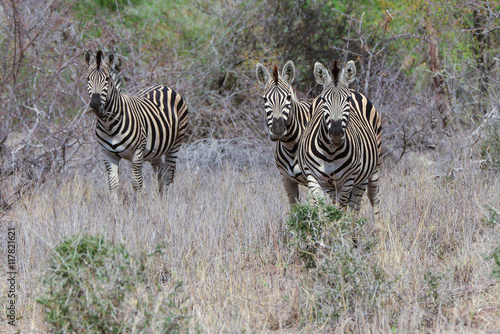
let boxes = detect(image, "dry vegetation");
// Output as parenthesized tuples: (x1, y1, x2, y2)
(0, 0, 499, 332)
(0, 136, 499, 333)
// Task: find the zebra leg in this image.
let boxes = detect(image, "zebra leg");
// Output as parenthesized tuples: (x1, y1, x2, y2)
(151, 157, 167, 194)
(338, 185, 361, 248)
(367, 172, 381, 223)
(131, 149, 144, 193)
(327, 182, 352, 209)
(331, 185, 355, 215)
(325, 188, 339, 206)
(102, 151, 120, 201)
(334, 190, 350, 211)
(349, 182, 368, 212)
(282, 175, 299, 205)
(161, 151, 179, 193)
(306, 174, 326, 204)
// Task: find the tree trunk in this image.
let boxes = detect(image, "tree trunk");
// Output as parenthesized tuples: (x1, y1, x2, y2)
(425, 22, 452, 128)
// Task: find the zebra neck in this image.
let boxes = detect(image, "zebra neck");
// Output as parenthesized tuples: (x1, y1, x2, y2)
(277, 140, 299, 160)
(104, 85, 124, 121)
(97, 88, 125, 130)
(279, 101, 303, 145)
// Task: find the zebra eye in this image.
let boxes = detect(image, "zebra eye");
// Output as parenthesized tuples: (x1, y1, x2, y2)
(286, 95, 292, 102)
(262, 96, 267, 103)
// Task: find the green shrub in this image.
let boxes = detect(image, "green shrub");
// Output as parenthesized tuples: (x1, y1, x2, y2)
(38, 235, 189, 333)
(286, 200, 390, 323)
(286, 199, 344, 268)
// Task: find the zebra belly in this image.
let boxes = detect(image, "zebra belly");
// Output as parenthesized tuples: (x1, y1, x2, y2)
(98, 136, 168, 162)
(96, 130, 148, 161)
(96, 121, 173, 163)
(97, 139, 136, 160)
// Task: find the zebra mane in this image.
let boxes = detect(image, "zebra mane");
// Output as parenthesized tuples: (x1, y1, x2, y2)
(96, 50, 103, 68)
(273, 65, 279, 85)
(331, 60, 340, 86)
(110, 70, 123, 91)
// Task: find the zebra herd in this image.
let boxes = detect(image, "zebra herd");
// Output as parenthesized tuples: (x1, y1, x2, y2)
(84, 50, 381, 221)
(255, 60, 381, 222)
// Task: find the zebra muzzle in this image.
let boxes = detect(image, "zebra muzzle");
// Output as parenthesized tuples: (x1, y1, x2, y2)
(329, 120, 344, 147)
(90, 93, 102, 112)
(270, 117, 285, 141)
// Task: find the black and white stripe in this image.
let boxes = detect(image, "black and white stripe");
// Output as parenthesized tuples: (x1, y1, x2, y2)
(256, 61, 313, 204)
(298, 60, 382, 221)
(84, 50, 188, 198)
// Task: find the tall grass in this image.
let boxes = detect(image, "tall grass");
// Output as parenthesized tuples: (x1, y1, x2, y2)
(0, 139, 499, 332)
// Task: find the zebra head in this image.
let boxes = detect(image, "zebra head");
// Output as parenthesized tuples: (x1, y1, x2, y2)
(255, 61, 296, 141)
(314, 60, 356, 148)
(84, 50, 117, 118)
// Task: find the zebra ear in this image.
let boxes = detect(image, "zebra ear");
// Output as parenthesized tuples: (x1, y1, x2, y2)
(104, 51, 116, 67)
(84, 50, 94, 66)
(314, 62, 331, 85)
(341, 60, 357, 85)
(282, 60, 295, 84)
(255, 63, 270, 85)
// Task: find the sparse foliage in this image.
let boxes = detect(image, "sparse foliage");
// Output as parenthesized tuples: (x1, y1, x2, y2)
(37, 234, 189, 333)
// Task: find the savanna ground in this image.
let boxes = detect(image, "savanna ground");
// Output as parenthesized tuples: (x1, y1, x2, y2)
(1, 134, 500, 333)
(1, 0, 500, 332)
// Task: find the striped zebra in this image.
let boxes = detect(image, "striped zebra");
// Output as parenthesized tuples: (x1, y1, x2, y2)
(83, 50, 188, 199)
(298, 60, 382, 221)
(256, 61, 313, 204)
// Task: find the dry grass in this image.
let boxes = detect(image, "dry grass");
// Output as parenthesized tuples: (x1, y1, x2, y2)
(0, 138, 499, 333)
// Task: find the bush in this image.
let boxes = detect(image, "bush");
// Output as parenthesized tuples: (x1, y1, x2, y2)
(38, 234, 189, 333)
(286, 200, 391, 324)
(286, 200, 344, 268)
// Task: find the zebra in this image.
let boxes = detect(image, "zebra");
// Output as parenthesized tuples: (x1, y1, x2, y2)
(83, 50, 188, 199)
(255, 60, 313, 204)
(298, 60, 382, 222)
